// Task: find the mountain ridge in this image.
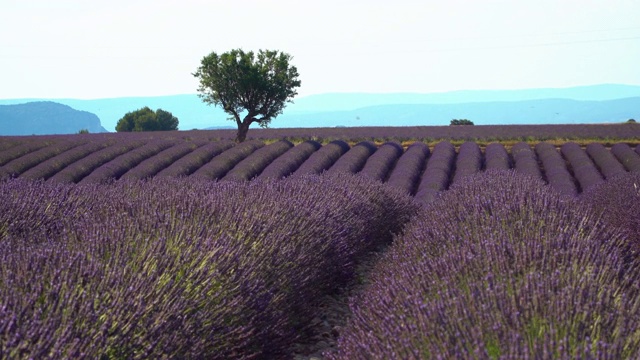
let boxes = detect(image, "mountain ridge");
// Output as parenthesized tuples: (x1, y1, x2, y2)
(0, 84, 638, 132)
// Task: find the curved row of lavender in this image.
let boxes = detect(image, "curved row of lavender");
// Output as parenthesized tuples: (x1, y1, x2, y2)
(1, 135, 640, 199)
(585, 142, 627, 180)
(258, 140, 321, 180)
(156, 123, 640, 143)
(222, 140, 293, 182)
(535, 141, 578, 197)
(159, 140, 238, 178)
(326, 141, 377, 175)
(385, 142, 430, 195)
(119, 139, 210, 180)
(612, 143, 640, 172)
(451, 141, 483, 185)
(560, 142, 604, 193)
(511, 142, 543, 179)
(326, 170, 640, 359)
(78, 139, 178, 185)
(358, 142, 403, 182)
(0, 174, 418, 359)
(0, 139, 87, 180)
(484, 142, 511, 171)
(414, 141, 456, 203)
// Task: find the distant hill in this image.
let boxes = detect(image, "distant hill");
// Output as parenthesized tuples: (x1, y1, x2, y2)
(0, 102, 107, 135)
(277, 97, 640, 127)
(0, 84, 638, 131)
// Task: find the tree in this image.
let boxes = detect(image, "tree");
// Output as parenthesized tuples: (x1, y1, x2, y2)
(450, 119, 474, 126)
(193, 49, 301, 142)
(115, 107, 179, 132)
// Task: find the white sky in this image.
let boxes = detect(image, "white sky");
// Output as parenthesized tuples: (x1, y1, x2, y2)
(1, 0, 640, 99)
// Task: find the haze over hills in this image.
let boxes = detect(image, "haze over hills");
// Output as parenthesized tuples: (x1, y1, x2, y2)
(0, 84, 638, 134)
(0, 102, 107, 135)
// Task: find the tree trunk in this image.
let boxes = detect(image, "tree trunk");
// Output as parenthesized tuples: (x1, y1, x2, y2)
(235, 121, 250, 143)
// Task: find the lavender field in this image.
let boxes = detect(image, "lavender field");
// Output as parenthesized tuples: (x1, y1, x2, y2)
(1, 126, 640, 359)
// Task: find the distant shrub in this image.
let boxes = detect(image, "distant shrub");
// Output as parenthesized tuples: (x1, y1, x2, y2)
(115, 107, 179, 132)
(450, 118, 474, 126)
(627, 119, 637, 124)
(77, 129, 89, 134)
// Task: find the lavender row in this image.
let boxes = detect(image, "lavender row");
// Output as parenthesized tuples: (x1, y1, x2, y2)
(18, 139, 116, 181)
(585, 143, 627, 179)
(327, 141, 377, 175)
(510, 142, 543, 179)
(560, 142, 604, 192)
(258, 140, 321, 180)
(48, 139, 146, 184)
(385, 142, 430, 195)
(0, 139, 54, 166)
(328, 170, 640, 358)
(291, 140, 350, 176)
(155, 140, 235, 178)
(0, 139, 86, 180)
(198, 123, 640, 142)
(484, 142, 511, 170)
(189, 140, 263, 180)
(358, 142, 403, 182)
(535, 142, 577, 196)
(222, 140, 294, 181)
(120, 140, 210, 180)
(78, 139, 177, 184)
(451, 141, 482, 185)
(414, 141, 456, 204)
(580, 172, 640, 253)
(611, 143, 640, 172)
(0, 175, 417, 359)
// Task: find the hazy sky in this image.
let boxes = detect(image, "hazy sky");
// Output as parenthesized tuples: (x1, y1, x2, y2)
(2, 0, 640, 99)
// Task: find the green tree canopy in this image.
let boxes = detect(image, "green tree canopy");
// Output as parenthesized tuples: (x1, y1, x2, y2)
(193, 49, 301, 142)
(450, 119, 474, 126)
(115, 107, 179, 132)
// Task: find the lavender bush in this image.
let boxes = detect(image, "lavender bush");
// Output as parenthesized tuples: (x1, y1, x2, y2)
(580, 171, 640, 254)
(0, 139, 86, 180)
(328, 170, 640, 359)
(222, 140, 293, 181)
(189, 140, 263, 180)
(451, 141, 482, 185)
(120, 140, 209, 180)
(560, 142, 604, 192)
(291, 140, 350, 176)
(258, 140, 321, 180)
(385, 142, 430, 195)
(511, 142, 543, 179)
(484, 143, 511, 170)
(0, 140, 53, 166)
(535, 142, 577, 196)
(358, 142, 403, 182)
(327, 141, 377, 175)
(0, 174, 417, 359)
(19, 139, 116, 181)
(78, 139, 176, 184)
(414, 141, 456, 204)
(48, 140, 145, 184)
(611, 143, 640, 172)
(155, 140, 235, 178)
(585, 143, 627, 179)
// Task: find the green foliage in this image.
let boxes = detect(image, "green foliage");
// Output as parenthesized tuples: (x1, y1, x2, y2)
(77, 129, 89, 134)
(193, 48, 301, 142)
(115, 107, 179, 132)
(450, 119, 474, 126)
(627, 118, 637, 124)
